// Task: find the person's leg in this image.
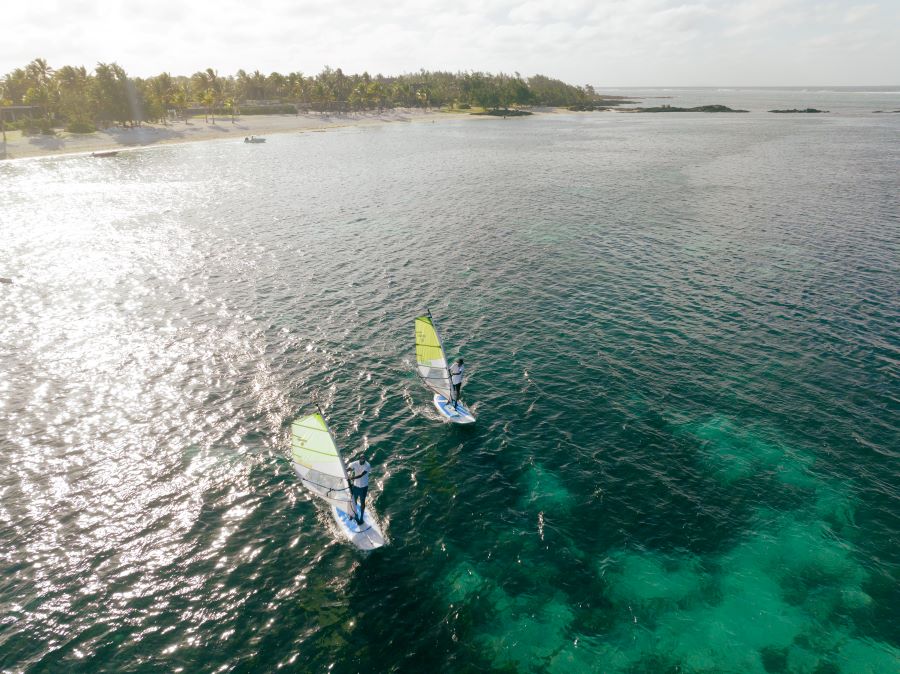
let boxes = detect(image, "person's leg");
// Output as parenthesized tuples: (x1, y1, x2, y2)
(359, 487, 367, 522)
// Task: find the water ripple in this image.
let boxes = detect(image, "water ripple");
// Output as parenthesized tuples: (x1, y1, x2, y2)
(1, 109, 898, 672)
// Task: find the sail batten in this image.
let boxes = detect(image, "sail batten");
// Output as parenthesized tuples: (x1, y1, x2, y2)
(415, 315, 453, 400)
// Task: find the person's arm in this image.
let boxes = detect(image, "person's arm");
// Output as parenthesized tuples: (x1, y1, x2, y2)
(347, 465, 369, 479)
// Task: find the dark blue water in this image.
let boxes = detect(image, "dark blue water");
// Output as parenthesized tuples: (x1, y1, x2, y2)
(1, 92, 898, 672)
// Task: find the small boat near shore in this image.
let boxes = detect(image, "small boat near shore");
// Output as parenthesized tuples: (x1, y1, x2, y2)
(91, 150, 119, 157)
(244, 135, 266, 143)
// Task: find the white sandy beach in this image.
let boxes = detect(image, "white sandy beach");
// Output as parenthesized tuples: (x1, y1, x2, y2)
(0, 108, 469, 160)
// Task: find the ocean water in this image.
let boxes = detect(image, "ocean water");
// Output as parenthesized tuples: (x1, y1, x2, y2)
(1, 90, 898, 673)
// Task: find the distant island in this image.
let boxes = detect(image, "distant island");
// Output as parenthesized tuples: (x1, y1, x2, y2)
(769, 108, 829, 113)
(620, 104, 748, 113)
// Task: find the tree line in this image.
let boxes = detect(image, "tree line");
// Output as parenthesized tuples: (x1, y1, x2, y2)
(0, 58, 601, 133)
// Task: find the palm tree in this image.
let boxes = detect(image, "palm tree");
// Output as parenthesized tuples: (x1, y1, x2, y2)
(287, 71, 303, 106)
(235, 69, 251, 102)
(205, 68, 220, 93)
(312, 80, 334, 112)
(349, 82, 367, 111)
(293, 76, 312, 112)
(267, 72, 286, 99)
(191, 68, 220, 118)
(150, 72, 173, 124)
(25, 58, 54, 122)
(333, 68, 349, 110)
(171, 86, 188, 122)
(53, 65, 91, 129)
(368, 81, 387, 111)
(0, 95, 10, 144)
(250, 70, 266, 100)
(224, 96, 237, 123)
(1, 69, 29, 105)
(23, 86, 51, 127)
(201, 88, 215, 123)
(26, 58, 53, 95)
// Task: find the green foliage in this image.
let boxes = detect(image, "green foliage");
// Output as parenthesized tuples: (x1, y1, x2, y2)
(527, 74, 588, 106)
(2, 58, 603, 130)
(232, 104, 297, 115)
(66, 119, 96, 133)
(22, 118, 53, 135)
(93, 62, 132, 126)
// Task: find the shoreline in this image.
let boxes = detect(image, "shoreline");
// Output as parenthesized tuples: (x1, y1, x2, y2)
(0, 108, 471, 161)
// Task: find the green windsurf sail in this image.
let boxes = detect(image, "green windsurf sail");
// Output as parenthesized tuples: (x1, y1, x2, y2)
(415, 313, 453, 400)
(291, 412, 353, 510)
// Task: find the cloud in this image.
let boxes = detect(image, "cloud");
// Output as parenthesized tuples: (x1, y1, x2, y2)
(844, 3, 878, 23)
(1, 0, 898, 85)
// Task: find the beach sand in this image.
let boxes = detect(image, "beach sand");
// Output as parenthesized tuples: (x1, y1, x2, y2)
(0, 108, 466, 160)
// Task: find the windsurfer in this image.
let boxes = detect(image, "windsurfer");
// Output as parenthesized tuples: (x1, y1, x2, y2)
(347, 455, 371, 524)
(449, 358, 465, 407)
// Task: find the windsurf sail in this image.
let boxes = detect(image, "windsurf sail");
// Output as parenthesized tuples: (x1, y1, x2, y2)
(291, 412, 352, 510)
(415, 314, 454, 401)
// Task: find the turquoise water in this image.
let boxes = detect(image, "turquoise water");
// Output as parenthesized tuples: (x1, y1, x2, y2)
(1, 94, 898, 672)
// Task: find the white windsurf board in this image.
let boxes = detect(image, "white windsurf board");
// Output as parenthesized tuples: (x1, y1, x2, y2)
(331, 503, 387, 550)
(433, 394, 476, 424)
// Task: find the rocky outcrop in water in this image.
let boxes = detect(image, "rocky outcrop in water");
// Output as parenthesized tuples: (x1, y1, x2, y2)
(769, 108, 829, 113)
(621, 104, 748, 113)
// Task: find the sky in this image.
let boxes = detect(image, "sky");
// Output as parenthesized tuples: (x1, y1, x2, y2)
(3, 0, 898, 86)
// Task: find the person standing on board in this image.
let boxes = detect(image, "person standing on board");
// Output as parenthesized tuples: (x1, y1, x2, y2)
(346, 455, 371, 524)
(449, 358, 465, 407)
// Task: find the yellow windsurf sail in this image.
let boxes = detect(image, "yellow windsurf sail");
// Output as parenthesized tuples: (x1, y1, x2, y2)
(291, 412, 352, 509)
(415, 314, 453, 400)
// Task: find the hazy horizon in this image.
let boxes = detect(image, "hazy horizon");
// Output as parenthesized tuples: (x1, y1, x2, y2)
(5, 1, 899, 87)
